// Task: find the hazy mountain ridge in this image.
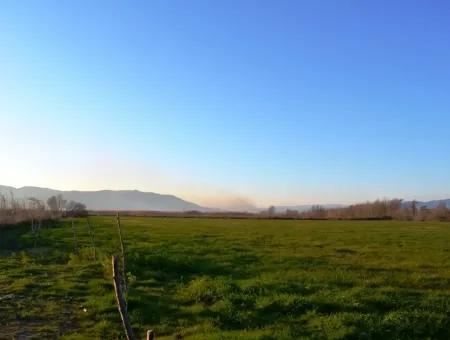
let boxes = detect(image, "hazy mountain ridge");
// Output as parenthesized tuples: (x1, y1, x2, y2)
(0, 185, 205, 212)
(1, 185, 449, 212)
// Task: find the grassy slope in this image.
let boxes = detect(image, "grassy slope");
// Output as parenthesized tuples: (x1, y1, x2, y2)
(1, 217, 450, 339)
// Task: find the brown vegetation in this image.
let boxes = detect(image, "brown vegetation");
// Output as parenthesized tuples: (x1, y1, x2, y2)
(0, 193, 52, 227)
(296, 199, 450, 221)
(0, 193, 87, 227)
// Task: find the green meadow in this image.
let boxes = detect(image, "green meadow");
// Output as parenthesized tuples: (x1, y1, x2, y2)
(1, 217, 450, 339)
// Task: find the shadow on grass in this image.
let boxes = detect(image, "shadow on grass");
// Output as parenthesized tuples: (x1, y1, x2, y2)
(0, 223, 32, 252)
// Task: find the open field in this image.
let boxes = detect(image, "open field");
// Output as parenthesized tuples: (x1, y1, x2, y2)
(1, 217, 450, 339)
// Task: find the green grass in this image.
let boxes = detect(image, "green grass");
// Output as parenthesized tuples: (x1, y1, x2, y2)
(1, 217, 450, 339)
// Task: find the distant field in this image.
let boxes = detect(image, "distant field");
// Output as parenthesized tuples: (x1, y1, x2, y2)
(1, 217, 450, 339)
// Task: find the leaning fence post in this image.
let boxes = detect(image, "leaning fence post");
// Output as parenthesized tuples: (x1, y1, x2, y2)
(112, 255, 135, 340)
(116, 212, 128, 296)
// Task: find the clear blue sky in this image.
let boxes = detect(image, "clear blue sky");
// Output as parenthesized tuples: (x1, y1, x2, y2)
(1, 1, 449, 209)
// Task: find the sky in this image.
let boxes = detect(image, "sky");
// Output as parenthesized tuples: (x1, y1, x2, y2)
(1, 1, 450, 209)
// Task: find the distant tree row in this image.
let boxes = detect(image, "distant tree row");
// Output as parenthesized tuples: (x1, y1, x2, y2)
(0, 192, 87, 226)
(261, 199, 450, 221)
(46, 194, 87, 217)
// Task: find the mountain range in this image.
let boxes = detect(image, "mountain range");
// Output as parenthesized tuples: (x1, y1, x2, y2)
(0, 185, 204, 212)
(1, 185, 449, 212)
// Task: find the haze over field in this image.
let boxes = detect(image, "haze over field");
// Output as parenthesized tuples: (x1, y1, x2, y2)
(1, 1, 449, 208)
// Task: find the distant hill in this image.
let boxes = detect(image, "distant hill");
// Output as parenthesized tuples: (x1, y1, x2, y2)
(0, 185, 205, 212)
(1, 185, 448, 213)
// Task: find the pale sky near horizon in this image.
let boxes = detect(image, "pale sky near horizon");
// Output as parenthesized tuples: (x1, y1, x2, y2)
(1, 1, 450, 209)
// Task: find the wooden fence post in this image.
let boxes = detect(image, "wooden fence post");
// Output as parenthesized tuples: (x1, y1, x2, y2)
(112, 255, 135, 340)
(147, 330, 155, 340)
(116, 212, 128, 296)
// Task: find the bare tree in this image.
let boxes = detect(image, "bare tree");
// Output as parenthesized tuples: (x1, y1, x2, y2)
(47, 196, 58, 212)
(1, 195, 51, 226)
(66, 201, 88, 217)
(56, 194, 67, 212)
(434, 202, 450, 221)
(411, 200, 418, 219)
(309, 205, 327, 219)
(47, 194, 67, 215)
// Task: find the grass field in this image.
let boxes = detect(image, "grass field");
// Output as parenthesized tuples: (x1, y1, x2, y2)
(1, 217, 450, 339)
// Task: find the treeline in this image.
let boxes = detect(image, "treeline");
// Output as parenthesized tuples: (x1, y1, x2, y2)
(0, 193, 87, 226)
(265, 199, 450, 221)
